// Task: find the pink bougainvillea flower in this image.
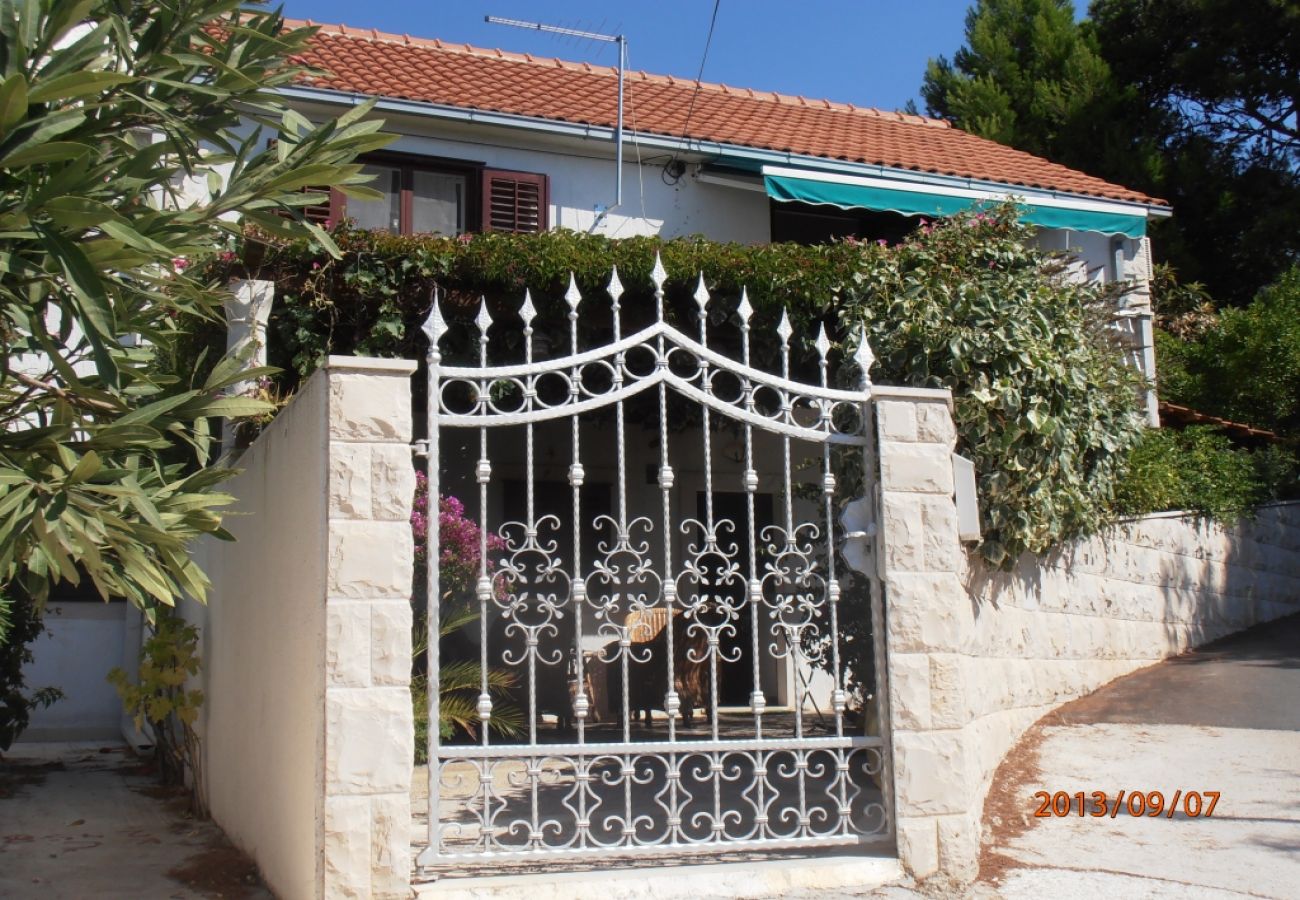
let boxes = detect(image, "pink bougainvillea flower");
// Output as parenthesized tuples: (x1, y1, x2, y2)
(411, 472, 505, 599)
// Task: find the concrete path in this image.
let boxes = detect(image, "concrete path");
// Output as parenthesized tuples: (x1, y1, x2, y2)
(0, 742, 271, 900)
(978, 613, 1300, 899)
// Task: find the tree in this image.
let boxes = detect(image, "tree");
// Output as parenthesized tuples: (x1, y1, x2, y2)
(1158, 265, 1300, 437)
(0, 1, 390, 629)
(918, 0, 1157, 183)
(1089, 0, 1300, 299)
(921, 0, 1300, 304)
(1091, 0, 1299, 169)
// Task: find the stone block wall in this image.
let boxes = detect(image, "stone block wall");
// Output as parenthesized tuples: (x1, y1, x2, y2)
(874, 395, 1300, 881)
(322, 358, 417, 900)
(190, 356, 416, 900)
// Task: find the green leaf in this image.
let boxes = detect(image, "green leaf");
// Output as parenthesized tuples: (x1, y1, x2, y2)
(28, 71, 135, 104)
(180, 396, 275, 419)
(114, 391, 197, 427)
(34, 224, 118, 384)
(0, 140, 91, 167)
(42, 195, 121, 230)
(0, 73, 29, 135)
(65, 450, 102, 485)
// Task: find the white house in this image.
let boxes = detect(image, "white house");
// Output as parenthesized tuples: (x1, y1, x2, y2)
(21, 16, 1169, 747)
(276, 20, 1164, 416)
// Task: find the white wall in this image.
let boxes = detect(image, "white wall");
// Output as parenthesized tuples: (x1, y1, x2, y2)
(227, 107, 770, 244)
(19, 603, 127, 741)
(186, 356, 416, 900)
(187, 362, 332, 900)
(873, 396, 1300, 880)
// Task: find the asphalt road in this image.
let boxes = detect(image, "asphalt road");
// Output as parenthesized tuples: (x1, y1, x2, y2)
(1047, 613, 1300, 731)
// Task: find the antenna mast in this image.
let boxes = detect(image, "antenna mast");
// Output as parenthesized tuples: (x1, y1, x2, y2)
(486, 16, 626, 228)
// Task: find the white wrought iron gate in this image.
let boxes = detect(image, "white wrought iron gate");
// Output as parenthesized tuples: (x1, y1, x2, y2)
(418, 256, 892, 867)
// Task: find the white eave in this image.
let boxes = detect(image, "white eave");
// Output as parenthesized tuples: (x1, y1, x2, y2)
(276, 84, 1172, 219)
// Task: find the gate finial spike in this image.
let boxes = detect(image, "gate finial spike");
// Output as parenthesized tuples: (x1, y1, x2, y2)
(519, 289, 536, 329)
(421, 288, 446, 346)
(693, 272, 709, 311)
(736, 288, 752, 326)
(815, 322, 831, 360)
(475, 297, 492, 335)
(607, 265, 624, 305)
(565, 272, 582, 312)
(776, 309, 793, 345)
(650, 252, 667, 291)
(853, 324, 875, 386)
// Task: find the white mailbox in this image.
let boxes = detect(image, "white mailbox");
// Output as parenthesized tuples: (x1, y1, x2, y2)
(952, 453, 981, 542)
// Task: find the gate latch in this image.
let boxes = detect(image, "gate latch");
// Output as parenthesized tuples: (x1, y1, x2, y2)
(839, 496, 875, 576)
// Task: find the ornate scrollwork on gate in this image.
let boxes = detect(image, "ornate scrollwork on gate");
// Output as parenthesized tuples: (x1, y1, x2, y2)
(418, 256, 890, 868)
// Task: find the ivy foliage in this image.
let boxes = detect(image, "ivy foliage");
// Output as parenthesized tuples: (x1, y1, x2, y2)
(196, 206, 1148, 567)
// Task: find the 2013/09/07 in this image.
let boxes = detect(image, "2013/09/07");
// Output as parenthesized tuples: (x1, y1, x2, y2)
(1033, 790, 1220, 819)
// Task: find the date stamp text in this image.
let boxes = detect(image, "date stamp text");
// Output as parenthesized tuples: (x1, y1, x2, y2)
(1033, 790, 1220, 819)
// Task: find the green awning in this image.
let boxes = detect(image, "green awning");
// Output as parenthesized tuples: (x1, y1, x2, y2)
(763, 171, 1148, 238)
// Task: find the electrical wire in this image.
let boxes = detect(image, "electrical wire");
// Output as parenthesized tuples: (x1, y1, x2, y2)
(678, 0, 722, 155)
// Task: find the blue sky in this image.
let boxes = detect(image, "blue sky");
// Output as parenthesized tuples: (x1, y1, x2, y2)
(277, 1, 975, 115)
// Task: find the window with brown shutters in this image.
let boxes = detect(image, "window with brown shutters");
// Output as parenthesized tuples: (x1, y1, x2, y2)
(313, 157, 549, 236)
(482, 168, 549, 233)
(267, 137, 343, 227)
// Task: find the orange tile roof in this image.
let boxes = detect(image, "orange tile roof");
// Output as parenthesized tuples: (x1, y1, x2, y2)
(286, 21, 1167, 208)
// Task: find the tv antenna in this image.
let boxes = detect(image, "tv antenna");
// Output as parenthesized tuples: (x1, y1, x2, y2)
(486, 16, 627, 229)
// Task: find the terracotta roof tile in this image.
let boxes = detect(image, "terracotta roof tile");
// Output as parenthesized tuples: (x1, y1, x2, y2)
(285, 20, 1166, 207)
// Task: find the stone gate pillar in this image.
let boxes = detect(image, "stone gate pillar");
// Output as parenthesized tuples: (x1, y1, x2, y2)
(872, 391, 977, 880)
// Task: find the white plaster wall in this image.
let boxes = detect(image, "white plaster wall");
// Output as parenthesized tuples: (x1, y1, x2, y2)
(223, 109, 770, 244)
(19, 603, 127, 741)
(1031, 229, 1137, 288)
(378, 126, 770, 242)
(185, 357, 416, 900)
(187, 365, 331, 900)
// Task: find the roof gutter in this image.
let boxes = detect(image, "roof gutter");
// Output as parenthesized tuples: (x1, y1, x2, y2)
(276, 84, 1172, 218)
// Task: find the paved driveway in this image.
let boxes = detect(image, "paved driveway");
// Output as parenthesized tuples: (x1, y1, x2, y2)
(979, 613, 1300, 898)
(0, 742, 271, 900)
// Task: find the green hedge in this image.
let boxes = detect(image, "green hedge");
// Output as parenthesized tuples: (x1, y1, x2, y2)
(1156, 265, 1300, 439)
(1115, 426, 1298, 518)
(197, 206, 1149, 566)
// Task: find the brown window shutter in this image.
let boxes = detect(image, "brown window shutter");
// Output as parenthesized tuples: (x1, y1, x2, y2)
(481, 169, 548, 233)
(266, 138, 345, 227)
(282, 185, 344, 227)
